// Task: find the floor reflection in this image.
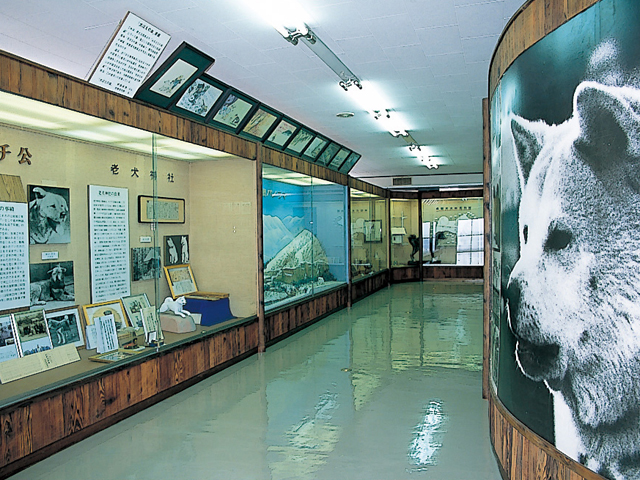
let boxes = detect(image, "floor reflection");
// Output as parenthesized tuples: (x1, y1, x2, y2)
(10, 281, 500, 480)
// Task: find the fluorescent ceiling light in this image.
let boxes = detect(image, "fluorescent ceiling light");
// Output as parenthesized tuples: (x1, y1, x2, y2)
(245, 0, 310, 41)
(0, 112, 61, 130)
(343, 81, 409, 137)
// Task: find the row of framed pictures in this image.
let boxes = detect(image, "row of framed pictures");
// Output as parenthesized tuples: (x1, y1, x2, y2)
(0, 293, 154, 364)
(135, 42, 361, 175)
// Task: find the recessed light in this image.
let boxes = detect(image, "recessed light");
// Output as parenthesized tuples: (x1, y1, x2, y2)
(336, 112, 355, 118)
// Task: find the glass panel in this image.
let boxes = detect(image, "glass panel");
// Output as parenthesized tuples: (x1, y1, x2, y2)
(350, 189, 388, 280)
(390, 199, 419, 267)
(421, 197, 484, 266)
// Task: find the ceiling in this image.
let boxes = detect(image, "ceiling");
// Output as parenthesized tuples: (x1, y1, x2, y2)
(0, 0, 524, 189)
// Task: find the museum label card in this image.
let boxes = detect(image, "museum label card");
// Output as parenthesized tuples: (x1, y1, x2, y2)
(89, 12, 171, 98)
(0, 343, 80, 384)
(0, 201, 29, 309)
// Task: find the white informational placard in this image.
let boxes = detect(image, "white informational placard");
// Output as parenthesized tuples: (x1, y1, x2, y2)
(89, 12, 171, 98)
(89, 185, 131, 303)
(0, 201, 29, 310)
(95, 314, 119, 354)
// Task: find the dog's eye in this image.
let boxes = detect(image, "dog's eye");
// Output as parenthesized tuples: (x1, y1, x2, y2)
(544, 226, 572, 252)
(522, 226, 529, 244)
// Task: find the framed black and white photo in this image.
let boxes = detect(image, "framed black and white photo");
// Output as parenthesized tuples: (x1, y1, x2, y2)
(240, 106, 279, 141)
(265, 118, 299, 149)
(11, 310, 53, 356)
(27, 185, 70, 245)
(45, 306, 84, 348)
(171, 75, 227, 121)
(121, 293, 151, 329)
(164, 235, 189, 266)
(209, 91, 256, 132)
(135, 42, 215, 109)
(0, 315, 19, 363)
(131, 246, 161, 281)
(29, 261, 74, 310)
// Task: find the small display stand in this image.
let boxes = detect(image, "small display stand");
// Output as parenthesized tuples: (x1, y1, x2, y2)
(163, 264, 235, 326)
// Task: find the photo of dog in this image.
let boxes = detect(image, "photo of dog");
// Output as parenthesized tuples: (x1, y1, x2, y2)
(164, 235, 189, 267)
(28, 185, 70, 244)
(29, 261, 74, 309)
(504, 42, 640, 479)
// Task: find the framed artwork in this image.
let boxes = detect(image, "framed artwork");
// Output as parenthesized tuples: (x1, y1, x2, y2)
(135, 42, 215, 109)
(328, 147, 351, 170)
(82, 299, 129, 331)
(29, 261, 75, 309)
(0, 315, 19, 363)
(89, 350, 140, 363)
(240, 106, 279, 140)
(45, 306, 84, 348)
(285, 129, 314, 155)
(265, 118, 299, 149)
(364, 220, 383, 243)
(316, 142, 341, 166)
(165, 235, 189, 266)
(164, 264, 197, 298)
(209, 91, 255, 132)
(138, 195, 185, 224)
(131, 246, 161, 281)
(171, 75, 227, 121)
(11, 310, 53, 356)
(27, 185, 70, 244)
(141, 306, 164, 343)
(121, 294, 151, 329)
(339, 152, 362, 174)
(302, 136, 329, 161)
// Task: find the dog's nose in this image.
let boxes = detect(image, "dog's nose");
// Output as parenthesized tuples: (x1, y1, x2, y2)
(505, 278, 522, 335)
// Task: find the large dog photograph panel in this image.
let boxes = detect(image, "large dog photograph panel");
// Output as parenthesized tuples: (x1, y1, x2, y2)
(28, 185, 70, 244)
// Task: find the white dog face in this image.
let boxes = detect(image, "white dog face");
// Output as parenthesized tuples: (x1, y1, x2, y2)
(506, 80, 640, 473)
(29, 187, 69, 244)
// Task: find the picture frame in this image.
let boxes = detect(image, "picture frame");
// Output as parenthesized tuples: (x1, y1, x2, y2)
(339, 152, 362, 174)
(315, 141, 341, 166)
(82, 299, 130, 331)
(89, 350, 140, 363)
(239, 106, 279, 141)
(138, 195, 185, 224)
(265, 118, 299, 149)
(0, 314, 19, 363)
(131, 246, 161, 281)
(209, 90, 256, 133)
(121, 293, 151, 329)
(170, 75, 228, 121)
(45, 306, 85, 348)
(286, 129, 315, 155)
(164, 235, 190, 266)
(141, 306, 164, 343)
(328, 147, 351, 170)
(11, 310, 53, 356)
(135, 42, 215, 109)
(27, 185, 71, 245)
(164, 264, 197, 298)
(364, 220, 383, 243)
(302, 135, 329, 161)
(29, 261, 75, 309)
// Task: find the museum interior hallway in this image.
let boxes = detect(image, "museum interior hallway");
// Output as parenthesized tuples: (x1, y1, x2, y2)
(8, 281, 501, 480)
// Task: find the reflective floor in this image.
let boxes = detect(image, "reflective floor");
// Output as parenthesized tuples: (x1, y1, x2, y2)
(11, 282, 501, 480)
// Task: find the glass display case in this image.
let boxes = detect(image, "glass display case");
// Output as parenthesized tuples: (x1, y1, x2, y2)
(350, 189, 388, 280)
(421, 198, 483, 266)
(262, 165, 348, 311)
(0, 89, 257, 399)
(390, 199, 420, 267)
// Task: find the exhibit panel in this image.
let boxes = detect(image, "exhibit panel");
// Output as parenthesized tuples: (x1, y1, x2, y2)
(390, 198, 419, 267)
(489, 1, 640, 479)
(422, 198, 483, 266)
(262, 165, 348, 311)
(350, 189, 388, 280)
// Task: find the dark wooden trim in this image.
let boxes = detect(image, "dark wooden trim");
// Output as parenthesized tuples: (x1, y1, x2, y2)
(423, 265, 483, 280)
(351, 270, 389, 304)
(421, 189, 483, 199)
(261, 145, 348, 186)
(348, 177, 388, 198)
(390, 266, 421, 283)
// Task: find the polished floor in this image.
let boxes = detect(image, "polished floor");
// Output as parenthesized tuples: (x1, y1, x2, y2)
(11, 282, 501, 480)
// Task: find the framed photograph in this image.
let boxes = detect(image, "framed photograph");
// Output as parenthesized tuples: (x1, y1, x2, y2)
(89, 350, 140, 363)
(302, 136, 329, 161)
(29, 261, 75, 310)
(209, 91, 256, 132)
(11, 310, 53, 356)
(164, 264, 197, 298)
(45, 306, 84, 348)
(138, 195, 185, 224)
(316, 142, 341, 166)
(240, 106, 279, 140)
(0, 315, 19, 363)
(339, 152, 362, 174)
(121, 294, 151, 329)
(364, 220, 383, 243)
(171, 75, 227, 120)
(165, 235, 189, 266)
(265, 118, 299, 149)
(285, 129, 314, 155)
(27, 185, 70, 244)
(135, 42, 215, 109)
(131, 247, 161, 281)
(82, 299, 130, 331)
(328, 147, 351, 170)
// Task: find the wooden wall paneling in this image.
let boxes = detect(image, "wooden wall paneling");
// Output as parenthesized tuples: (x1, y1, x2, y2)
(1, 405, 31, 465)
(29, 395, 63, 453)
(62, 384, 88, 436)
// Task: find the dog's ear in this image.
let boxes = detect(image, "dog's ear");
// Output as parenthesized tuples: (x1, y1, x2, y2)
(511, 116, 543, 186)
(574, 82, 640, 169)
(32, 187, 47, 199)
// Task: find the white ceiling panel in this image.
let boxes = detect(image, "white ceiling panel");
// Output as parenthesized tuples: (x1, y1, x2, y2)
(416, 25, 463, 57)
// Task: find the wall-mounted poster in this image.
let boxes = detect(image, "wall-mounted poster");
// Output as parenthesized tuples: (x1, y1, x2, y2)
(27, 185, 70, 244)
(174, 77, 224, 118)
(0, 315, 19, 363)
(131, 246, 161, 281)
(164, 235, 189, 266)
(266, 119, 298, 148)
(0, 201, 29, 310)
(89, 186, 130, 303)
(241, 107, 278, 140)
(210, 92, 254, 130)
(45, 306, 84, 348)
(29, 261, 74, 310)
(12, 310, 53, 356)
